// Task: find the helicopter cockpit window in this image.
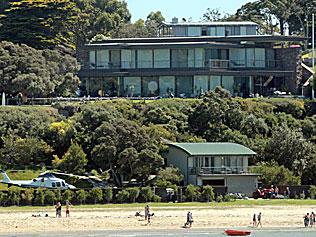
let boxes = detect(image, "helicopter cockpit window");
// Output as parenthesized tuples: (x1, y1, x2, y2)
(52, 182, 56, 187)
(56, 182, 61, 187)
(62, 181, 65, 187)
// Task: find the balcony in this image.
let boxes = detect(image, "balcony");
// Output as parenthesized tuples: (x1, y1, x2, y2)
(189, 166, 251, 175)
(84, 59, 283, 71)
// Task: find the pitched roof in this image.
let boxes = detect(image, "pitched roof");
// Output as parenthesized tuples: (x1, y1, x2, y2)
(168, 142, 256, 156)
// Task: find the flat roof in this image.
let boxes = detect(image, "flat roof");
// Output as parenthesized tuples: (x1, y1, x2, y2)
(161, 21, 258, 27)
(168, 142, 256, 156)
(86, 35, 306, 47)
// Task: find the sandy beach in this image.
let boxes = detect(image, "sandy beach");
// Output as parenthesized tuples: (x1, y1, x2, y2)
(0, 204, 315, 234)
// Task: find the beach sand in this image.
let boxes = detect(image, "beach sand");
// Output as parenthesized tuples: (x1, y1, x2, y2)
(0, 205, 315, 234)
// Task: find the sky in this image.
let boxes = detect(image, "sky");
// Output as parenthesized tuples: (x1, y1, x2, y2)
(124, 0, 254, 22)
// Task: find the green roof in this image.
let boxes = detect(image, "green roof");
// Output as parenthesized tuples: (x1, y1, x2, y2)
(168, 142, 256, 156)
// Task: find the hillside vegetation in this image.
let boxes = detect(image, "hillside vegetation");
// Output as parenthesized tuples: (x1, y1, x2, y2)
(0, 88, 316, 187)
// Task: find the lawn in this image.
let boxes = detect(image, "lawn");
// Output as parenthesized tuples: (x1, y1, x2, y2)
(0, 199, 315, 212)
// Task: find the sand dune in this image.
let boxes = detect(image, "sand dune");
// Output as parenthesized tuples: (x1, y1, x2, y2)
(0, 205, 314, 234)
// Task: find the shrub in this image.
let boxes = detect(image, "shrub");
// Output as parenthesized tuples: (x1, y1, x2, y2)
(8, 187, 21, 205)
(153, 194, 161, 202)
(0, 192, 7, 206)
(216, 194, 223, 203)
(103, 188, 113, 203)
(309, 185, 316, 199)
(63, 190, 74, 202)
(76, 189, 87, 205)
(127, 187, 140, 203)
(185, 185, 200, 202)
(116, 190, 130, 203)
(44, 190, 56, 205)
(35, 189, 45, 205)
(21, 189, 34, 205)
(223, 194, 232, 202)
(89, 188, 103, 204)
(54, 190, 62, 202)
(202, 185, 214, 202)
(141, 187, 154, 202)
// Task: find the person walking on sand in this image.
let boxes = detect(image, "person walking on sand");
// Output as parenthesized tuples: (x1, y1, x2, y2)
(55, 202, 62, 218)
(257, 212, 262, 228)
(304, 213, 310, 227)
(252, 213, 257, 227)
(310, 212, 315, 227)
(184, 211, 193, 228)
(145, 205, 149, 221)
(65, 200, 71, 217)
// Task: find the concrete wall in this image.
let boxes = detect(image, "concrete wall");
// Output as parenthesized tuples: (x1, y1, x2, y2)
(226, 175, 258, 196)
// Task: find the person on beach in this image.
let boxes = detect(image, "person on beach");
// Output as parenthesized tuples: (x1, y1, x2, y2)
(257, 212, 262, 228)
(65, 200, 71, 217)
(304, 213, 310, 227)
(145, 205, 149, 221)
(252, 213, 257, 227)
(55, 202, 62, 218)
(184, 211, 193, 228)
(310, 212, 315, 227)
(147, 211, 152, 225)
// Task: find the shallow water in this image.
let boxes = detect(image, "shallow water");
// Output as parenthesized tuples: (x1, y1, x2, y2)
(2, 229, 316, 237)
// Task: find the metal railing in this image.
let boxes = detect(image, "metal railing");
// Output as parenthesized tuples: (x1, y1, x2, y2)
(85, 59, 283, 70)
(189, 166, 251, 175)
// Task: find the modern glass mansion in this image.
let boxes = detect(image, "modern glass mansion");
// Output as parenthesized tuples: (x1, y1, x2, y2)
(78, 20, 304, 97)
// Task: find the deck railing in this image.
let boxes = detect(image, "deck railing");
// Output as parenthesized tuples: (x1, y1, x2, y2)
(189, 166, 253, 175)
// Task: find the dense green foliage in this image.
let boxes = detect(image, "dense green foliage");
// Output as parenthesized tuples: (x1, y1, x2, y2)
(0, 41, 79, 97)
(1, 92, 316, 186)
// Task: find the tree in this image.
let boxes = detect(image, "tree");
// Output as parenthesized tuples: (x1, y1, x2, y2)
(8, 187, 21, 205)
(0, 41, 79, 98)
(35, 189, 45, 205)
(0, 0, 79, 48)
(76, 189, 87, 205)
(203, 8, 224, 22)
(264, 126, 313, 174)
(0, 136, 53, 169)
(103, 188, 113, 203)
(127, 187, 140, 203)
(44, 190, 56, 205)
(116, 189, 130, 203)
(63, 190, 74, 202)
(155, 167, 184, 186)
(202, 185, 215, 202)
(74, 0, 131, 45)
(21, 189, 34, 205)
(89, 188, 103, 204)
(52, 142, 87, 174)
(140, 187, 154, 202)
(251, 161, 301, 186)
(185, 185, 200, 202)
(145, 11, 165, 37)
(309, 185, 316, 199)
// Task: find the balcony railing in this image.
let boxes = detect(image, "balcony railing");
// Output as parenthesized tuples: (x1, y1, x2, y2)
(189, 166, 251, 175)
(85, 59, 283, 70)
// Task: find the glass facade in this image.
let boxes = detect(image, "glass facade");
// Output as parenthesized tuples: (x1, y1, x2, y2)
(83, 75, 252, 98)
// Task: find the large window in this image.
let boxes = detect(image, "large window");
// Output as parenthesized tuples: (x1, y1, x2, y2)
(109, 50, 120, 69)
(193, 75, 209, 96)
(176, 76, 193, 97)
(171, 49, 188, 68)
(210, 76, 221, 90)
(246, 48, 266, 68)
(142, 77, 159, 96)
(188, 48, 204, 67)
(89, 50, 96, 69)
(123, 77, 141, 96)
(222, 76, 234, 94)
(154, 49, 170, 68)
(96, 50, 109, 68)
(230, 48, 246, 67)
(137, 49, 153, 68)
(121, 49, 136, 69)
(159, 76, 175, 97)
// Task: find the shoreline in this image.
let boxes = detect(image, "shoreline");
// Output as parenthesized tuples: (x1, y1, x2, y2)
(0, 204, 315, 234)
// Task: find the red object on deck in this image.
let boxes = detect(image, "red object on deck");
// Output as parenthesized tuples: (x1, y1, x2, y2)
(224, 229, 251, 236)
